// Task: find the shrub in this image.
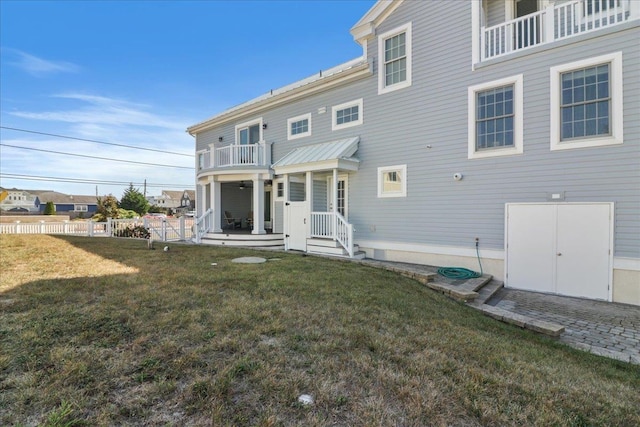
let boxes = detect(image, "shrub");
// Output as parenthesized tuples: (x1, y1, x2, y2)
(114, 225, 150, 239)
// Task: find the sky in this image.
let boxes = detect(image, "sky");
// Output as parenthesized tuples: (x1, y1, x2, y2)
(0, 0, 374, 199)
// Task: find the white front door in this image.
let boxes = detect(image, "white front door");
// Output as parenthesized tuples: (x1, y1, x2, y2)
(506, 203, 612, 300)
(286, 201, 307, 251)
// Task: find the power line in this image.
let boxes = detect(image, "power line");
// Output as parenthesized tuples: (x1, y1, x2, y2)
(0, 173, 193, 189)
(0, 126, 193, 157)
(0, 143, 194, 170)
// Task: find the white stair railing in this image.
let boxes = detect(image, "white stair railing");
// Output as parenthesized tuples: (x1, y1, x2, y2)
(310, 211, 354, 258)
(194, 208, 214, 244)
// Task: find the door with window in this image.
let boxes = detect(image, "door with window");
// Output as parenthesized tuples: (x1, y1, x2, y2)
(514, 0, 540, 48)
(327, 176, 348, 218)
(237, 123, 260, 164)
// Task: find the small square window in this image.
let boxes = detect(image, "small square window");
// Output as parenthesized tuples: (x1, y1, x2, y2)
(378, 165, 407, 198)
(332, 99, 363, 131)
(287, 113, 312, 140)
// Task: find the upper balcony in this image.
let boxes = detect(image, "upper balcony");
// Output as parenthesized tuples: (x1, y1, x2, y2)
(197, 141, 272, 176)
(479, 0, 639, 62)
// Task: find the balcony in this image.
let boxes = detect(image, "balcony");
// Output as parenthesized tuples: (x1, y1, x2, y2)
(197, 141, 272, 173)
(481, 0, 639, 62)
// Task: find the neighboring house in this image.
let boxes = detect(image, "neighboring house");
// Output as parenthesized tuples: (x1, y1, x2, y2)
(0, 188, 40, 213)
(147, 190, 195, 212)
(187, 0, 639, 306)
(180, 190, 196, 212)
(32, 191, 98, 218)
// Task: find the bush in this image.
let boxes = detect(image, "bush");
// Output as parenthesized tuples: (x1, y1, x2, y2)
(114, 225, 150, 239)
(43, 201, 56, 215)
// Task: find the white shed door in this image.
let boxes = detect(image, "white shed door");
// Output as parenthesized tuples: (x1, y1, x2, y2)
(286, 201, 307, 251)
(556, 204, 611, 300)
(506, 203, 611, 301)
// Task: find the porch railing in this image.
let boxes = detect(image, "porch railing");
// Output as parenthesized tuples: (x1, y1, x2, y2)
(310, 211, 354, 258)
(194, 208, 214, 244)
(481, 0, 637, 61)
(197, 141, 272, 170)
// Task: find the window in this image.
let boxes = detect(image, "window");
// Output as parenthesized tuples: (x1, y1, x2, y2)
(276, 182, 284, 200)
(468, 74, 523, 159)
(198, 153, 205, 169)
(74, 205, 88, 212)
(235, 118, 262, 145)
(378, 165, 407, 198)
(550, 52, 623, 151)
(378, 23, 412, 94)
(332, 99, 363, 131)
(287, 113, 311, 140)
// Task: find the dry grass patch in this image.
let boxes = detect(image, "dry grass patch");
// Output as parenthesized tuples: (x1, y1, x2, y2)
(0, 234, 639, 426)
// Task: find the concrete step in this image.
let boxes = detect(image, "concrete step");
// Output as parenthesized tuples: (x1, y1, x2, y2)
(479, 304, 565, 337)
(468, 279, 504, 307)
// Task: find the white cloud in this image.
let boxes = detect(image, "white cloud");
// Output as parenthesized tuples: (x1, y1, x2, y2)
(4, 48, 80, 77)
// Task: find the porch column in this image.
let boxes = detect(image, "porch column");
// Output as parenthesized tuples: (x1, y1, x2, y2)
(252, 175, 266, 234)
(283, 174, 290, 250)
(332, 168, 338, 238)
(306, 171, 314, 236)
(198, 183, 206, 216)
(211, 178, 222, 232)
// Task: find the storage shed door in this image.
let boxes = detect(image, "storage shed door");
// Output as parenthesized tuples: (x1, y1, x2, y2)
(506, 203, 612, 301)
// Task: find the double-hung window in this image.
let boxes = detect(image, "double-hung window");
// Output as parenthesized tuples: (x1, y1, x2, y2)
(332, 99, 363, 131)
(378, 23, 412, 94)
(287, 113, 311, 140)
(468, 75, 523, 159)
(550, 52, 622, 150)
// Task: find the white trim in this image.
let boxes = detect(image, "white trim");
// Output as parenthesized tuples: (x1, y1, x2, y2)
(550, 52, 623, 151)
(613, 257, 640, 271)
(471, 0, 481, 68)
(468, 74, 524, 159)
(377, 164, 407, 198)
(378, 22, 412, 95)
(357, 239, 505, 260)
(332, 98, 363, 131)
(287, 113, 312, 140)
(274, 180, 285, 201)
(234, 117, 263, 145)
(327, 174, 349, 219)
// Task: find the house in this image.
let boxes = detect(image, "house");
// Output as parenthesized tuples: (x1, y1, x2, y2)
(147, 190, 196, 214)
(187, 0, 639, 306)
(31, 191, 99, 218)
(0, 188, 40, 213)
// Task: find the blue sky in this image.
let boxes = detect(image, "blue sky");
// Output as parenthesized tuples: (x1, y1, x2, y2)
(0, 0, 374, 199)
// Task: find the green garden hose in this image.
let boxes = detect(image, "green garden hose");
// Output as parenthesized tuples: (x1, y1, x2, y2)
(437, 241, 484, 279)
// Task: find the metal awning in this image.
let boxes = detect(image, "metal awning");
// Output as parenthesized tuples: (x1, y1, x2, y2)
(272, 136, 360, 174)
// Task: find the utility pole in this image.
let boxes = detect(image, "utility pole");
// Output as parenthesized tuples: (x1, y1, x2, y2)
(144, 179, 147, 197)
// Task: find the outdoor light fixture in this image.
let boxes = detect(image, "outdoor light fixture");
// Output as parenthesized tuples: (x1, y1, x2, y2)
(218, 136, 223, 142)
(262, 123, 268, 129)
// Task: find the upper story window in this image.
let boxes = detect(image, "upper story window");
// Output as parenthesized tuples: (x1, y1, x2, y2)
(550, 52, 623, 151)
(235, 118, 262, 145)
(468, 74, 523, 159)
(378, 23, 412, 94)
(332, 98, 363, 131)
(287, 113, 311, 140)
(198, 152, 205, 169)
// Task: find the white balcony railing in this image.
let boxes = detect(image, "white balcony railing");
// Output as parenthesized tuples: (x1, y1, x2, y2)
(481, 0, 638, 61)
(310, 211, 354, 258)
(197, 141, 272, 171)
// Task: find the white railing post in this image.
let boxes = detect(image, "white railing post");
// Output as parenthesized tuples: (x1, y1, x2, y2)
(39, 220, 45, 234)
(545, 4, 555, 43)
(180, 216, 185, 240)
(15, 221, 20, 234)
(88, 220, 93, 237)
(631, 0, 640, 19)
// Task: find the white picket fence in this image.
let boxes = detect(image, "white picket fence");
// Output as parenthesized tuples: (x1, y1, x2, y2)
(0, 217, 195, 242)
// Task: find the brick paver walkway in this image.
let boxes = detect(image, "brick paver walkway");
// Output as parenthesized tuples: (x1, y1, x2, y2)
(489, 288, 640, 364)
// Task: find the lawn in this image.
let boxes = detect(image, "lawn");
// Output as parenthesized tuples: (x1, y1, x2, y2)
(1, 234, 639, 426)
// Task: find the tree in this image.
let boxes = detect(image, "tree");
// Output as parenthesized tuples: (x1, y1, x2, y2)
(43, 201, 56, 215)
(93, 194, 120, 222)
(119, 184, 150, 216)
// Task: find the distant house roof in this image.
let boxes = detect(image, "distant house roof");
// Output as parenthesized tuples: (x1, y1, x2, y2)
(30, 191, 97, 205)
(272, 137, 360, 174)
(162, 190, 183, 200)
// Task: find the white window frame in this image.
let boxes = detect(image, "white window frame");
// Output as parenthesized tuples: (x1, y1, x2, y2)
(550, 52, 623, 151)
(274, 181, 285, 201)
(287, 113, 312, 140)
(378, 22, 412, 95)
(332, 98, 363, 131)
(74, 205, 88, 212)
(468, 74, 524, 160)
(377, 165, 407, 198)
(234, 117, 263, 145)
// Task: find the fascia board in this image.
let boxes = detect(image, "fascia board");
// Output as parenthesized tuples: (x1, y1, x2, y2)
(188, 62, 372, 135)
